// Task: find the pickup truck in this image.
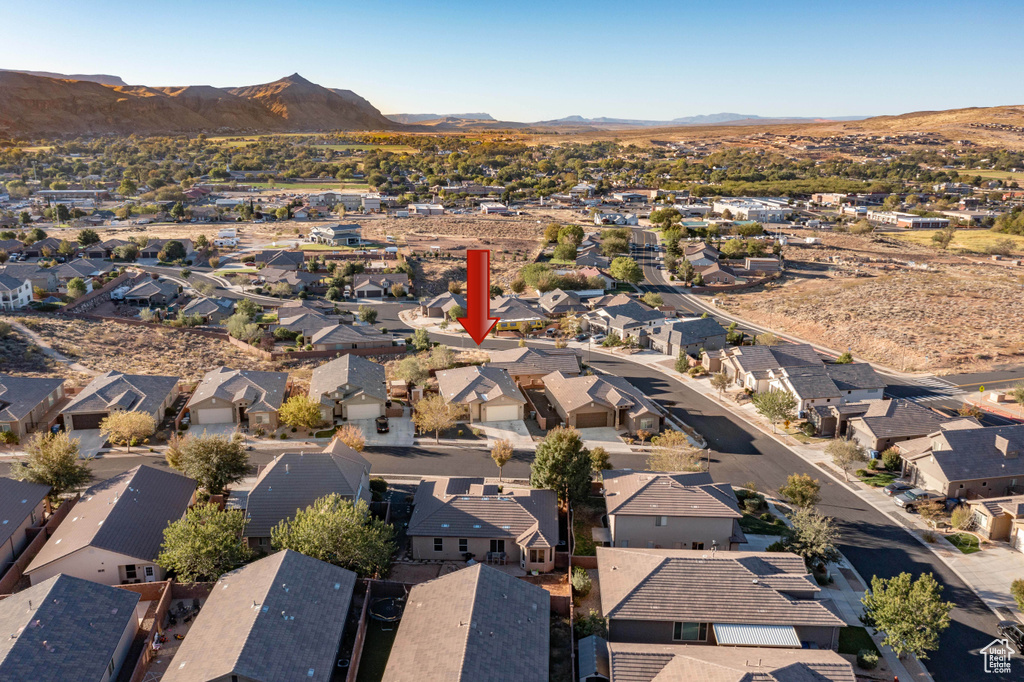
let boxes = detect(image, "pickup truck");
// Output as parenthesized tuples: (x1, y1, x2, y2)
(894, 488, 942, 512)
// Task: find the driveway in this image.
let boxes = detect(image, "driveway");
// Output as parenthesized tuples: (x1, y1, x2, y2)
(575, 427, 633, 454)
(475, 420, 534, 449)
(354, 417, 414, 446)
(70, 430, 109, 459)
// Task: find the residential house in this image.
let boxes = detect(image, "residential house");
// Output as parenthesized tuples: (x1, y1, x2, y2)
(647, 317, 728, 358)
(352, 272, 410, 298)
(276, 310, 334, 338)
(582, 299, 666, 343)
(123, 278, 179, 306)
(587, 292, 633, 309)
(601, 470, 744, 550)
(139, 239, 193, 260)
(602, 643, 856, 682)
(594, 212, 638, 226)
(408, 478, 558, 571)
(25, 465, 196, 585)
(256, 267, 319, 293)
(486, 347, 582, 387)
(308, 223, 362, 246)
(479, 201, 509, 215)
(179, 296, 235, 324)
(683, 242, 720, 268)
(543, 371, 662, 435)
(436, 365, 526, 422)
(491, 296, 546, 332)
(309, 324, 405, 352)
(187, 367, 289, 428)
(698, 262, 740, 285)
(967, 495, 1024, 550)
(0, 262, 57, 291)
(419, 291, 465, 318)
(846, 398, 975, 452)
(0, 478, 50, 570)
(252, 249, 306, 270)
(242, 441, 371, 549)
(382, 563, 550, 682)
(82, 238, 128, 260)
(765, 362, 885, 415)
(0, 238, 25, 256)
(162, 550, 357, 682)
(539, 288, 587, 316)
(22, 237, 72, 259)
(309, 354, 387, 423)
(575, 251, 611, 269)
(53, 258, 110, 293)
(0, 374, 65, 438)
(711, 343, 823, 393)
(61, 370, 179, 432)
(901, 423, 1024, 499)
(0, 273, 33, 309)
(0, 574, 140, 682)
(597, 547, 844, 649)
(577, 266, 615, 290)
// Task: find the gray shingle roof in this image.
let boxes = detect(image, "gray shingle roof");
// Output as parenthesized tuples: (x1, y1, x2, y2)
(0, 273, 28, 291)
(578, 635, 610, 680)
(61, 370, 178, 418)
(823, 363, 885, 392)
(851, 399, 972, 440)
(422, 291, 465, 311)
(382, 563, 550, 682)
(0, 574, 140, 682)
(436, 366, 525, 405)
(125, 278, 179, 299)
(180, 296, 234, 317)
(309, 354, 386, 406)
(162, 550, 356, 682)
(538, 288, 586, 314)
(602, 470, 741, 519)
(0, 477, 50, 550)
(725, 344, 823, 374)
(904, 423, 1024, 483)
(277, 310, 334, 335)
(490, 296, 545, 322)
(0, 374, 63, 423)
(188, 367, 288, 413)
(26, 465, 196, 575)
(648, 317, 727, 348)
(486, 347, 582, 377)
(543, 371, 659, 420)
(775, 366, 842, 401)
(592, 300, 664, 328)
(53, 258, 109, 279)
(597, 548, 843, 628)
(309, 324, 396, 346)
(352, 273, 409, 291)
(244, 440, 372, 538)
(253, 249, 306, 268)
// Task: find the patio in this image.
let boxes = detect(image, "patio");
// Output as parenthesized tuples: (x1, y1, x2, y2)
(139, 598, 206, 682)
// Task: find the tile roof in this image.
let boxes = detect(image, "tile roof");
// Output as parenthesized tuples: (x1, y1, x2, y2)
(382, 563, 550, 682)
(0, 574, 140, 682)
(309, 354, 386, 406)
(597, 548, 842, 628)
(486, 347, 582, 377)
(188, 367, 288, 413)
(602, 470, 741, 519)
(309, 324, 396, 346)
(538, 288, 587, 313)
(724, 344, 823, 374)
(244, 441, 371, 538)
(648, 317, 727, 348)
(543, 371, 659, 420)
(903, 423, 1024, 483)
(851, 399, 973, 440)
(436, 366, 525, 405)
(0, 374, 63, 423)
(606, 643, 856, 682)
(61, 370, 178, 417)
(180, 296, 234, 317)
(0, 272, 28, 291)
(162, 550, 356, 682)
(408, 477, 558, 548)
(823, 363, 886, 392)
(27, 465, 196, 574)
(0, 478, 50, 550)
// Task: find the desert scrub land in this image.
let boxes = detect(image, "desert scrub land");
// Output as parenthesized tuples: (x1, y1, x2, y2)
(0, 320, 91, 385)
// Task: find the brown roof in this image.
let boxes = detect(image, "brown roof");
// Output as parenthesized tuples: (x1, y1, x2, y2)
(486, 347, 582, 377)
(436, 366, 525, 405)
(382, 563, 549, 682)
(601, 470, 742, 519)
(597, 548, 843, 628)
(543, 371, 660, 420)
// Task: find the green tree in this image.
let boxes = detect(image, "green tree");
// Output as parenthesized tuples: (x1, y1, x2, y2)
(157, 503, 252, 581)
(117, 178, 137, 196)
(226, 312, 261, 342)
(57, 239, 76, 257)
(272, 495, 395, 577)
(710, 371, 730, 399)
(601, 237, 629, 257)
(510, 278, 527, 294)
(358, 305, 378, 324)
(275, 206, 290, 221)
(826, 438, 867, 482)
(650, 207, 681, 229)
(860, 572, 953, 660)
(750, 390, 797, 433)
(448, 304, 465, 322)
(755, 332, 779, 346)
(788, 507, 841, 569)
(589, 446, 612, 473)
(10, 432, 91, 503)
(66, 277, 87, 300)
(778, 473, 821, 508)
(609, 256, 642, 284)
(167, 433, 249, 495)
(395, 357, 428, 384)
(235, 298, 261, 320)
(491, 439, 514, 482)
(411, 328, 432, 351)
(641, 292, 664, 307)
(834, 351, 853, 364)
(278, 395, 324, 430)
(931, 225, 957, 249)
(429, 344, 455, 370)
(530, 427, 592, 506)
(553, 242, 577, 261)
(1009, 381, 1024, 408)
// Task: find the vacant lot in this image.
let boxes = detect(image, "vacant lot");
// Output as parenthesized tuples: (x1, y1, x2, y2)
(0, 321, 91, 385)
(891, 228, 1024, 255)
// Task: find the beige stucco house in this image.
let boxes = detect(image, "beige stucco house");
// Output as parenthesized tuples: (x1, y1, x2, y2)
(435, 365, 526, 423)
(187, 367, 288, 429)
(542, 371, 661, 435)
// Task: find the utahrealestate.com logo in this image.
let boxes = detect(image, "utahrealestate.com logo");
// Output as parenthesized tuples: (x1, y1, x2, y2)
(982, 638, 1014, 674)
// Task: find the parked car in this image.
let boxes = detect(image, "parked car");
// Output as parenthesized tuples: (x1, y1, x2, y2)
(883, 481, 913, 497)
(592, 333, 606, 343)
(999, 621, 1024, 652)
(894, 488, 941, 512)
(575, 333, 589, 342)
(375, 416, 389, 434)
(544, 328, 557, 336)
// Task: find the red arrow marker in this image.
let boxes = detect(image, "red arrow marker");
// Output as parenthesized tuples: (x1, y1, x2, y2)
(457, 249, 499, 345)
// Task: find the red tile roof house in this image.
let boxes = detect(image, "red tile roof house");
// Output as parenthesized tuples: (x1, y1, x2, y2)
(25, 465, 196, 586)
(407, 477, 558, 572)
(436, 365, 526, 423)
(600, 470, 745, 551)
(597, 547, 845, 650)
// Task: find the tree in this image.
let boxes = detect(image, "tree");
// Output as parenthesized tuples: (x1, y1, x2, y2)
(647, 430, 704, 472)
(835, 351, 853, 364)
(226, 312, 261, 342)
(66, 277, 87, 300)
(276, 206, 290, 221)
(553, 242, 577, 261)
(333, 424, 366, 452)
(850, 219, 874, 235)
(429, 344, 455, 370)
(641, 292, 664, 307)
(788, 507, 841, 569)
(447, 280, 463, 295)
(779, 473, 821, 508)
(326, 286, 341, 301)
(589, 446, 612, 473)
(755, 332, 779, 346)
(491, 439, 514, 482)
(530, 427, 592, 506)
(157, 504, 252, 581)
(710, 371, 729, 399)
(390, 283, 406, 298)
(826, 438, 867, 481)
(609, 256, 642, 284)
(271, 495, 395, 578)
(558, 224, 585, 246)
(395, 357, 428, 384)
(117, 178, 137, 196)
(0, 249, 7, 265)
(278, 395, 324, 431)
(411, 328, 432, 351)
(158, 240, 187, 262)
(675, 350, 689, 373)
(413, 394, 458, 443)
(750, 391, 797, 433)
(544, 223, 562, 243)
(358, 305, 378, 324)
(860, 572, 953, 660)
(601, 237, 629, 258)
(235, 298, 261, 320)
(1010, 381, 1024, 408)
(167, 433, 249, 494)
(560, 314, 582, 337)
(447, 304, 465, 322)
(10, 432, 91, 502)
(932, 225, 957, 249)
(1013, 579, 1024, 613)
(510, 278, 526, 294)
(100, 411, 157, 451)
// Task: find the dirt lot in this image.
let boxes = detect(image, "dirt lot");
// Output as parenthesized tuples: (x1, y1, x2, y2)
(0, 322, 90, 384)
(723, 230, 1024, 372)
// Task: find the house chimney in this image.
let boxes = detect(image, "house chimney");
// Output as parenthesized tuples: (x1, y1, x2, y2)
(997, 435, 1019, 459)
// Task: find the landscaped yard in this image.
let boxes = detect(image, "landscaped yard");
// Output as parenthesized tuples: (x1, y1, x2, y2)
(856, 470, 898, 487)
(571, 500, 605, 556)
(212, 267, 256, 276)
(355, 621, 397, 682)
(947, 532, 981, 554)
(838, 626, 880, 656)
(738, 511, 793, 538)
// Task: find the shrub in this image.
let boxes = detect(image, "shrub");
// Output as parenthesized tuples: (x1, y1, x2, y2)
(868, 458, 880, 470)
(800, 422, 816, 436)
(743, 496, 764, 513)
(571, 566, 592, 598)
(1012, 579, 1024, 612)
(922, 531, 938, 543)
(369, 477, 388, 496)
(881, 448, 902, 472)
(765, 539, 790, 552)
(279, 433, 288, 439)
(0, 431, 19, 445)
(759, 512, 773, 521)
(856, 649, 879, 670)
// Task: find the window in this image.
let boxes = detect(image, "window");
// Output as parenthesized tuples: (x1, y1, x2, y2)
(529, 549, 546, 563)
(640, 418, 655, 430)
(258, 537, 268, 547)
(459, 539, 468, 553)
(489, 539, 505, 553)
(673, 622, 708, 641)
(655, 516, 668, 527)
(108, 659, 115, 676)
(434, 538, 443, 552)
(691, 542, 704, 550)
(124, 565, 137, 581)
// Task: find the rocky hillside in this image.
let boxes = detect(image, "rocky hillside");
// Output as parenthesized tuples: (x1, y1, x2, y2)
(0, 71, 399, 136)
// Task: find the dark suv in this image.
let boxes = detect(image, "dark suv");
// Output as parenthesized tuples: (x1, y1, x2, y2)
(998, 621, 1024, 652)
(375, 416, 389, 434)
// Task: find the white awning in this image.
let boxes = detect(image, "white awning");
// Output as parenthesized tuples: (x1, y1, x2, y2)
(713, 623, 800, 648)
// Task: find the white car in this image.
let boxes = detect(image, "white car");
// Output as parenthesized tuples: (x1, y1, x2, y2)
(591, 333, 607, 343)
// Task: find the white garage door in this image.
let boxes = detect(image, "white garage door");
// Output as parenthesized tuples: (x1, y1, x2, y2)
(346, 402, 382, 420)
(196, 407, 234, 424)
(484, 404, 520, 422)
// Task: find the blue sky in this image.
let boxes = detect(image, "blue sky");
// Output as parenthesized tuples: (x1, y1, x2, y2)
(4, 0, 1023, 121)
